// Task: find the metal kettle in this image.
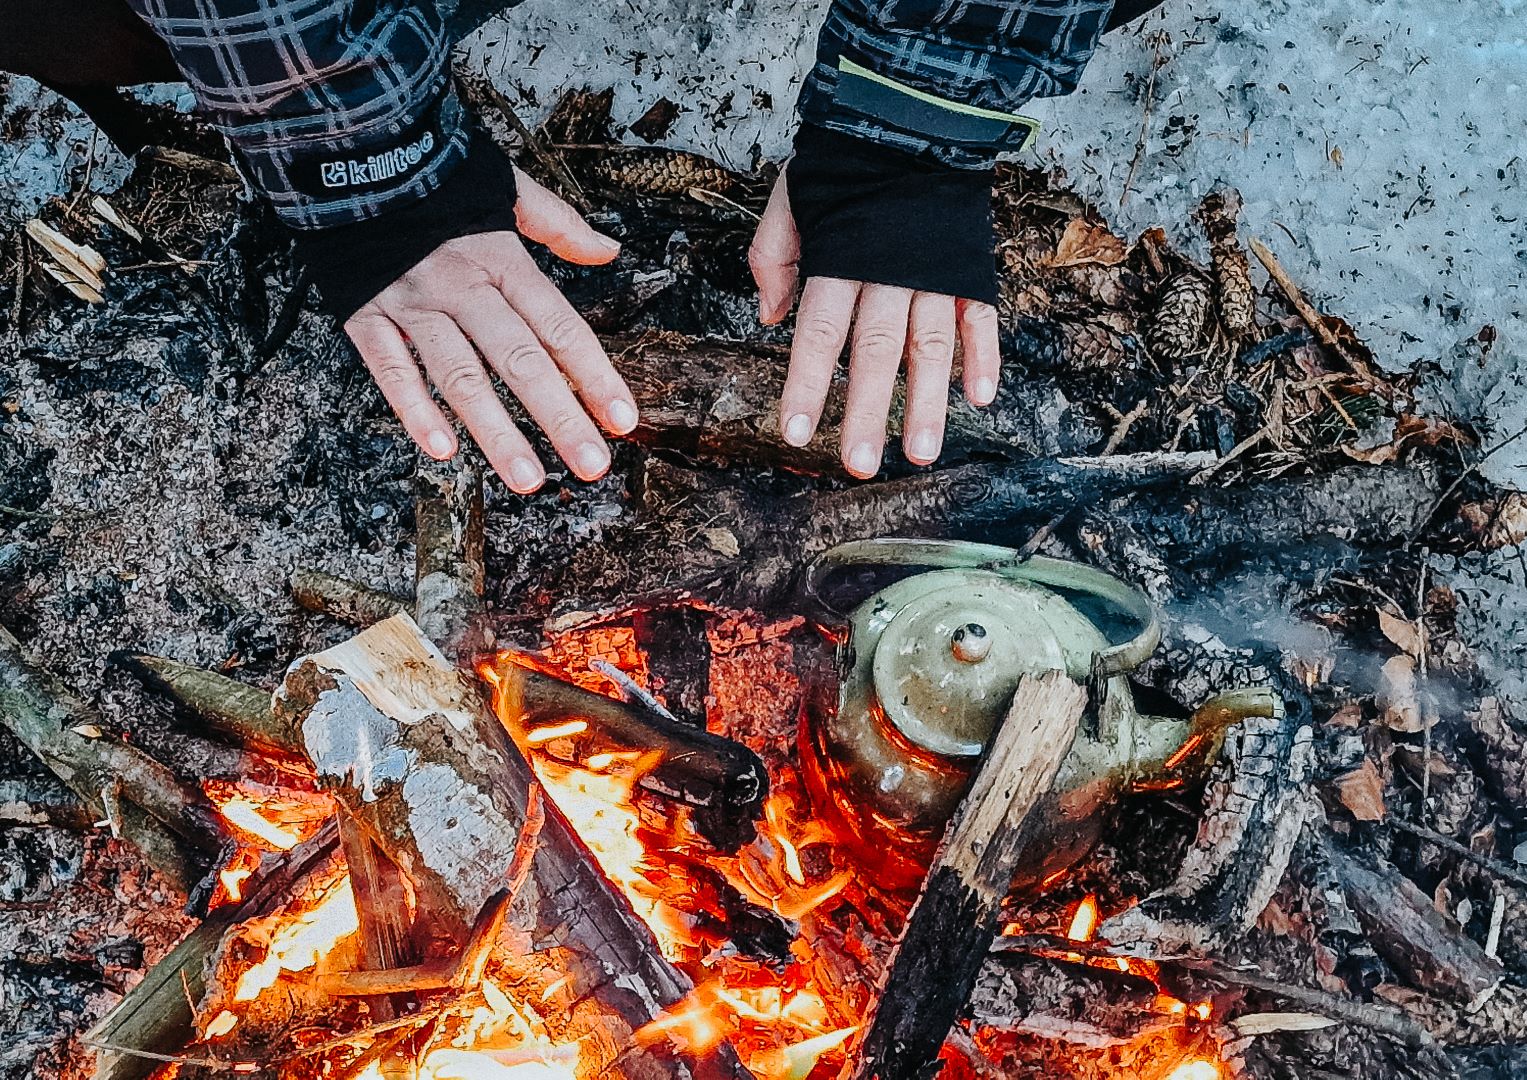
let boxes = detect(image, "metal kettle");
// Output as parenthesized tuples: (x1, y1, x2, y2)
(797, 539, 1276, 891)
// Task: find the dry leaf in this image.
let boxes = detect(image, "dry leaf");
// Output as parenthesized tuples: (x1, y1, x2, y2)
(1378, 607, 1423, 659)
(1232, 1012, 1339, 1037)
(71, 723, 103, 739)
(1342, 414, 1469, 465)
(1377, 654, 1423, 733)
(1050, 217, 1128, 269)
(702, 527, 740, 557)
(1335, 759, 1387, 822)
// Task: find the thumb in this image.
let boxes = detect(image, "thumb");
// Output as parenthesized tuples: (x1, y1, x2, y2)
(513, 168, 622, 266)
(749, 171, 800, 325)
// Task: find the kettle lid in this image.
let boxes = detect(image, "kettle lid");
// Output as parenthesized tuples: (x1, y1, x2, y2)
(870, 576, 1094, 757)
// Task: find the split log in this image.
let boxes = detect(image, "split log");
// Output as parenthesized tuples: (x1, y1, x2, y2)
(1103, 704, 1313, 951)
(1326, 844, 1504, 1009)
(851, 671, 1088, 1079)
(88, 821, 342, 1080)
(414, 456, 489, 665)
(0, 626, 224, 889)
(491, 658, 767, 850)
(290, 568, 409, 628)
(273, 613, 749, 1079)
(608, 335, 1018, 475)
(115, 652, 298, 759)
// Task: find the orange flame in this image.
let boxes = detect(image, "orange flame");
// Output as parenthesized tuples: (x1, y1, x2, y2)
(1166, 1060, 1223, 1080)
(1067, 895, 1100, 942)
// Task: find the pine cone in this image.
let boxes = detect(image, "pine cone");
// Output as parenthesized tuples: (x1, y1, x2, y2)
(1147, 273, 1213, 360)
(584, 149, 740, 198)
(1195, 190, 1257, 339)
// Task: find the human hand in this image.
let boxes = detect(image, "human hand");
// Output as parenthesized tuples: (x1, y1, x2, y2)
(749, 170, 1001, 479)
(343, 170, 637, 493)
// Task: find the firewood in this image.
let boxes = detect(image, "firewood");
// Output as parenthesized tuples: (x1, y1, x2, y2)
(0, 777, 94, 830)
(966, 952, 1170, 1046)
(116, 652, 299, 759)
(290, 568, 410, 628)
(492, 658, 767, 850)
(338, 813, 420, 1020)
(414, 457, 489, 665)
(88, 821, 342, 1080)
(1103, 705, 1314, 951)
(606, 335, 1018, 476)
(851, 671, 1089, 1079)
(1326, 844, 1504, 1008)
(273, 613, 749, 1079)
(0, 626, 223, 888)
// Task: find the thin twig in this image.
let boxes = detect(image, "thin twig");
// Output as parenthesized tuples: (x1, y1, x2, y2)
(1120, 32, 1167, 208)
(1387, 817, 1527, 892)
(1101, 399, 1148, 455)
(1409, 422, 1527, 543)
(1248, 237, 1371, 382)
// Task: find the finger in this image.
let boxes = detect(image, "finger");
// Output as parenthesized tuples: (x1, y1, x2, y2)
(449, 289, 612, 483)
(749, 174, 800, 325)
(957, 298, 1002, 406)
(513, 168, 622, 266)
(397, 311, 546, 494)
(485, 250, 638, 436)
(345, 311, 457, 460)
(902, 292, 957, 466)
(841, 284, 914, 479)
(781, 276, 859, 447)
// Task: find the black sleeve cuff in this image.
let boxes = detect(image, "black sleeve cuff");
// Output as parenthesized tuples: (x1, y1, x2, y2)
(785, 123, 998, 306)
(289, 133, 520, 323)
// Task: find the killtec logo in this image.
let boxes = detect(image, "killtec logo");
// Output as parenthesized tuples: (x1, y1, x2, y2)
(320, 130, 435, 189)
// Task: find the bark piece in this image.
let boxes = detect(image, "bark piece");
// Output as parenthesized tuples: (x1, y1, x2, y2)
(290, 568, 410, 628)
(851, 672, 1089, 1079)
(274, 613, 749, 1079)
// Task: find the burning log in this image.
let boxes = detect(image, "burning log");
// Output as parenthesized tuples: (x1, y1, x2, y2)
(272, 613, 750, 1078)
(490, 656, 768, 850)
(0, 625, 224, 890)
(852, 671, 1089, 1078)
(607, 335, 1018, 474)
(289, 567, 410, 628)
(88, 820, 342, 1080)
(1326, 844, 1504, 1009)
(414, 455, 489, 665)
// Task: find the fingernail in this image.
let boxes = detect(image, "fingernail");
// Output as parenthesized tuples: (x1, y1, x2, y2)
(908, 430, 940, 463)
(783, 413, 814, 447)
(608, 399, 639, 434)
(426, 430, 455, 459)
(973, 377, 997, 406)
(847, 443, 880, 477)
(509, 459, 544, 493)
(576, 442, 610, 478)
(596, 234, 621, 255)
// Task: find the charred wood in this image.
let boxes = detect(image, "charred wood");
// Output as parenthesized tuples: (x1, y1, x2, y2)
(338, 813, 421, 1020)
(493, 659, 766, 850)
(966, 952, 1169, 1046)
(289, 568, 410, 628)
(852, 672, 1088, 1079)
(1326, 844, 1504, 1008)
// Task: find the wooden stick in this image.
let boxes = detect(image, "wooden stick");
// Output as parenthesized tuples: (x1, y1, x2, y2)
(0, 627, 221, 882)
(1249, 238, 1373, 379)
(116, 652, 298, 758)
(338, 813, 419, 1020)
(318, 887, 510, 997)
(289, 568, 409, 628)
(414, 456, 488, 666)
(1388, 817, 1527, 892)
(851, 672, 1088, 1078)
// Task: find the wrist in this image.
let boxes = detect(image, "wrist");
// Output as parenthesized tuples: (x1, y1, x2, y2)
(786, 124, 997, 305)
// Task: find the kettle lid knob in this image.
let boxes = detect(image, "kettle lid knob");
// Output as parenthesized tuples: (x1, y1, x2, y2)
(951, 623, 992, 664)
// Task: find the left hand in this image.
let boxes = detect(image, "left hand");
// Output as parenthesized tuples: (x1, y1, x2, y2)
(748, 170, 1002, 479)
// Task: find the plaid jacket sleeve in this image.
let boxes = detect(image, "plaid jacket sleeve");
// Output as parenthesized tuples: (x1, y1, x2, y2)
(124, 0, 468, 229)
(798, 0, 1120, 168)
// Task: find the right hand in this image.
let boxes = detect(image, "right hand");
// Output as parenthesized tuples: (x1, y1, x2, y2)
(343, 170, 638, 494)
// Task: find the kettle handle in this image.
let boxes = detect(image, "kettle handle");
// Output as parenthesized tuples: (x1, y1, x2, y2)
(801, 538, 1160, 679)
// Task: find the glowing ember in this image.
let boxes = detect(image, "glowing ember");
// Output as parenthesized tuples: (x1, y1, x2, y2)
(218, 798, 301, 850)
(218, 864, 253, 904)
(233, 877, 358, 1002)
(1166, 1060, 1223, 1080)
(1067, 895, 1100, 942)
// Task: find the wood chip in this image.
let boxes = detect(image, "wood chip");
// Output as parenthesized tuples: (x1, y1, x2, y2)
(702, 526, 740, 557)
(24, 219, 106, 303)
(1231, 1011, 1340, 1036)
